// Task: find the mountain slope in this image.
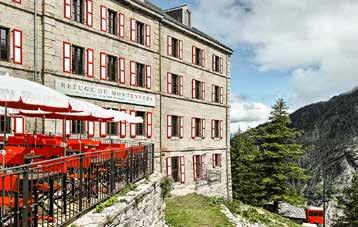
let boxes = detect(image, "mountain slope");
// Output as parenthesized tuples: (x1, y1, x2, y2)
(290, 88, 358, 225)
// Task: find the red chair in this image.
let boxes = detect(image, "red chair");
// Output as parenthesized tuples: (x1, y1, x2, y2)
(4, 146, 26, 166)
(7, 136, 25, 146)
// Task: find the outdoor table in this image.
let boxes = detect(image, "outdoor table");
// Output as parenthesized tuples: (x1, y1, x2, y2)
(24, 154, 43, 164)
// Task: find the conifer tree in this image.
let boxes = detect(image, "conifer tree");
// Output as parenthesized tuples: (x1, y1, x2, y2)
(334, 173, 358, 226)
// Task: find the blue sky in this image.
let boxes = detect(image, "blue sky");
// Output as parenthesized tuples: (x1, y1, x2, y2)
(152, 0, 358, 132)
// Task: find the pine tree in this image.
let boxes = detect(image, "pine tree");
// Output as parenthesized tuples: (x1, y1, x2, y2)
(252, 98, 309, 210)
(334, 173, 358, 226)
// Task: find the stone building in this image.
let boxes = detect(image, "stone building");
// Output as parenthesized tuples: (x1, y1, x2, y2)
(0, 0, 233, 199)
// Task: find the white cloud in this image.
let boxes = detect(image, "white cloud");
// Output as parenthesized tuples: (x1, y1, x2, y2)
(230, 96, 271, 133)
(191, 0, 358, 107)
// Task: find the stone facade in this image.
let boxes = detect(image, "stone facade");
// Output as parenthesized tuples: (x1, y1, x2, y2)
(0, 0, 233, 199)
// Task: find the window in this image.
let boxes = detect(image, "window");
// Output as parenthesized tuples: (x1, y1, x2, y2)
(212, 85, 223, 103)
(168, 73, 183, 96)
(192, 118, 205, 139)
(107, 122, 118, 135)
(172, 116, 179, 137)
(72, 120, 85, 134)
(0, 27, 9, 61)
(192, 46, 205, 67)
(168, 36, 183, 59)
(195, 118, 202, 138)
(212, 54, 223, 73)
(0, 116, 11, 134)
(136, 63, 145, 87)
(108, 9, 117, 35)
(192, 79, 205, 100)
(172, 74, 179, 95)
(136, 111, 146, 136)
(213, 154, 222, 168)
(193, 155, 203, 179)
(136, 21, 145, 45)
(107, 55, 117, 82)
(212, 120, 220, 138)
(73, 0, 84, 23)
(171, 157, 180, 182)
(72, 45, 84, 75)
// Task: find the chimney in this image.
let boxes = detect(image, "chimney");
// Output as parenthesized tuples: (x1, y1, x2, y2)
(165, 5, 192, 27)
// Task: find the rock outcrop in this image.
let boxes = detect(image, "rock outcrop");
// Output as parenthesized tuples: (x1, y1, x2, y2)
(290, 88, 358, 225)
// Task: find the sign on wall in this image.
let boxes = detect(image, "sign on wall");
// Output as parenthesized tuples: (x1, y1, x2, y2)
(55, 78, 156, 107)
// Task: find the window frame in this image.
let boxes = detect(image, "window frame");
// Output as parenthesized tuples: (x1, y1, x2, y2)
(135, 111, 146, 136)
(136, 21, 145, 45)
(107, 54, 118, 82)
(136, 62, 146, 88)
(71, 120, 85, 135)
(0, 27, 9, 62)
(72, 0, 84, 24)
(108, 9, 117, 35)
(71, 45, 85, 75)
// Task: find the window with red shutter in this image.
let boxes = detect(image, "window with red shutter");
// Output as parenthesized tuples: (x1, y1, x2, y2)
(63, 42, 71, 73)
(100, 5, 107, 32)
(64, 0, 72, 19)
(146, 112, 152, 138)
(167, 115, 172, 138)
(146, 65, 152, 89)
(119, 109, 126, 138)
(86, 0, 93, 27)
(118, 13, 125, 38)
(130, 110, 136, 138)
(86, 48, 94, 77)
(119, 57, 125, 84)
(12, 29, 22, 64)
(130, 18, 136, 42)
(145, 25, 151, 47)
(100, 52, 107, 80)
(180, 156, 185, 183)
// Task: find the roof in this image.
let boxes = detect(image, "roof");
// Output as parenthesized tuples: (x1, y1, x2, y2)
(129, 0, 233, 53)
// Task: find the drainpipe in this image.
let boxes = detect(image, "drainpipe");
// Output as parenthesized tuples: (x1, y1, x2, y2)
(225, 54, 231, 200)
(33, 0, 37, 82)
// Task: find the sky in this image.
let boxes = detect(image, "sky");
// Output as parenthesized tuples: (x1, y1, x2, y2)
(152, 0, 358, 133)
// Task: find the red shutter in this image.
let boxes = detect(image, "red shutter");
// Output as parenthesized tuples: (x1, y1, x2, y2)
(219, 154, 222, 167)
(100, 5, 107, 32)
(86, 48, 94, 78)
(64, 0, 72, 19)
(146, 112, 152, 138)
(166, 157, 172, 177)
(118, 13, 125, 38)
(180, 156, 185, 183)
(220, 57, 224, 73)
(167, 73, 172, 94)
(211, 120, 215, 139)
(179, 40, 183, 60)
(191, 118, 195, 139)
(100, 52, 107, 80)
(212, 85, 215, 102)
(179, 116, 184, 138)
(201, 155, 206, 177)
(130, 18, 136, 42)
(167, 36, 172, 56)
(12, 29, 22, 64)
(193, 156, 197, 180)
(130, 110, 136, 138)
(220, 120, 224, 139)
(120, 109, 126, 138)
(63, 42, 71, 73)
(167, 115, 172, 138)
(192, 79, 196, 99)
(100, 122, 107, 138)
(145, 24, 151, 47)
(86, 0, 93, 27)
(202, 119, 206, 139)
(192, 46, 196, 64)
(220, 87, 224, 104)
(212, 54, 215, 71)
(12, 0, 21, 4)
(179, 76, 184, 96)
(130, 61, 136, 86)
(212, 154, 216, 168)
(87, 121, 95, 137)
(119, 57, 125, 84)
(146, 65, 152, 89)
(13, 117, 24, 135)
(202, 82, 206, 100)
(201, 50, 206, 67)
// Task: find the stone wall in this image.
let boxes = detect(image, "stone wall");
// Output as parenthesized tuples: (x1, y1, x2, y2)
(71, 174, 166, 227)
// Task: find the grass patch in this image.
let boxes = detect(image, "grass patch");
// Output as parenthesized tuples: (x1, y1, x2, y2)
(225, 201, 301, 227)
(165, 193, 234, 227)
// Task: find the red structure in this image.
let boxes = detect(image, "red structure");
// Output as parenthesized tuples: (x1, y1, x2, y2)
(306, 207, 324, 225)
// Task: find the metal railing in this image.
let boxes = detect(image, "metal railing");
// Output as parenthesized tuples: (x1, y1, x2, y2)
(0, 143, 154, 227)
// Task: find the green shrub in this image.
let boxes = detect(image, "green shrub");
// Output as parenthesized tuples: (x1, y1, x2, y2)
(160, 177, 173, 198)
